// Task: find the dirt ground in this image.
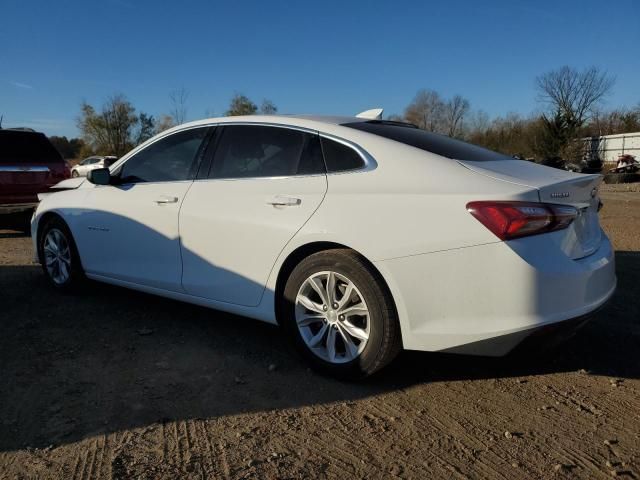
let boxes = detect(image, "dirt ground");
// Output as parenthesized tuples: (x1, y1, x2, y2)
(1, 191, 639, 479)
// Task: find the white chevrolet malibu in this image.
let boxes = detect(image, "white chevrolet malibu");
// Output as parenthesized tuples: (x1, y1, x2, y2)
(32, 112, 616, 378)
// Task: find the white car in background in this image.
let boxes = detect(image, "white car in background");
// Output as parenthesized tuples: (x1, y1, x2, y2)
(70, 156, 117, 177)
(31, 111, 616, 378)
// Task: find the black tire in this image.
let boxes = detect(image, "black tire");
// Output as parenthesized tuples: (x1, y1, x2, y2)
(1, 211, 32, 234)
(71, 170, 79, 177)
(38, 215, 85, 292)
(604, 172, 640, 184)
(280, 249, 402, 379)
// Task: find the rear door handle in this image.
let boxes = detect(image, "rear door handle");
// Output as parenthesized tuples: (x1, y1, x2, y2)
(155, 195, 179, 204)
(267, 195, 302, 207)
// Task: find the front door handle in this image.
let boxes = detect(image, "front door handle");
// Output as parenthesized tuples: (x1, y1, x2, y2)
(155, 195, 179, 204)
(267, 195, 302, 207)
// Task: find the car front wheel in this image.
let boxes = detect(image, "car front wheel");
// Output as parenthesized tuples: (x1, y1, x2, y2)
(281, 249, 402, 379)
(38, 216, 85, 292)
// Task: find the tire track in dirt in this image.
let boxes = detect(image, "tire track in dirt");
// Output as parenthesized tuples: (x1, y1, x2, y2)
(97, 434, 110, 479)
(216, 440, 232, 479)
(81, 438, 99, 480)
(366, 388, 512, 480)
(196, 421, 217, 475)
(319, 405, 425, 477)
(70, 448, 86, 480)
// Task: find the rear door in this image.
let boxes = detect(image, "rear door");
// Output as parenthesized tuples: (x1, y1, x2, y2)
(180, 124, 327, 306)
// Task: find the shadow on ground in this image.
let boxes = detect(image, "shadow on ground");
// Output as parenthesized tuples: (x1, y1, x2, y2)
(0, 240, 638, 452)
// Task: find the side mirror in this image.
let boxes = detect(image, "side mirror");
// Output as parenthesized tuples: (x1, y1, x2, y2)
(87, 167, 111, 185)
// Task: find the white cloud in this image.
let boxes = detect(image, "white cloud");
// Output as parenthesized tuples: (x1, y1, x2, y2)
(10, 81, 33, 90)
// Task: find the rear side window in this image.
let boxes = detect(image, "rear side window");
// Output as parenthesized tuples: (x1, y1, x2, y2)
(119, 127, 209, 183)
(209, 125, 325, 179)
(320, 137, 365, 172)
(0, 131, 63, 164)
(343, 121, 510, 162)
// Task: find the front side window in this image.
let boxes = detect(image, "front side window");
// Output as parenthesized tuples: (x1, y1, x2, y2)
(209, 125, 325, 179)
(119, 127, 209, 184)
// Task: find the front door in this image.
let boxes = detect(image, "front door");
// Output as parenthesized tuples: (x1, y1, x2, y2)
(75, 127, 211, 292)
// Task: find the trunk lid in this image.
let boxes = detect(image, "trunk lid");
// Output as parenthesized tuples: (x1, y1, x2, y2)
(459, 159, 603, 259)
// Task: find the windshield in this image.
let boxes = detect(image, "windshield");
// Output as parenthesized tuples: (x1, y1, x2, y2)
(343, 121, 511, 162)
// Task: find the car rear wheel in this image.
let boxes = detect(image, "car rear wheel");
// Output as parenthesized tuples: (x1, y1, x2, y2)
(71, 170, 79, 177)
(38, 216, 85, 292)
(281, 249, 402, 379)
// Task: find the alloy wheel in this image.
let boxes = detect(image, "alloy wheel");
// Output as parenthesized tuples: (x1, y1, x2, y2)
(295, 271, 370, 364)
(43, 228, 72, 285)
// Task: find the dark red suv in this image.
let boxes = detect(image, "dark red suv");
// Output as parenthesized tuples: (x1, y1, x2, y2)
(0, 129, 70, 216)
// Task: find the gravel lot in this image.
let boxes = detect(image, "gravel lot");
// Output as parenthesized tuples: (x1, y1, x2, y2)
(1, 191, 639, 479)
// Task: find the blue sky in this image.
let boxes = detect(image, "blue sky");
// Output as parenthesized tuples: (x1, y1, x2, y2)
(1, 0, 639, 137)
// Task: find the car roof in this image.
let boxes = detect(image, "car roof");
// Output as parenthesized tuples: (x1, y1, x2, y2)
(173, 114, 363, 132)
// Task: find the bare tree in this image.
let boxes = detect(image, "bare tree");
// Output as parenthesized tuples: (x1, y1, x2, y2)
(404, 89, 444, 132)
(442, 95, 470, 138)
(467, 109, 490, 136)
(386, 114, 405, 122)
(169, 87, 189, 125)
(155, 114, 175, 134)
(536, 66, 614, 127)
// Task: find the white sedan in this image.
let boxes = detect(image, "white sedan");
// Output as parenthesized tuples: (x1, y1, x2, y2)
(70, 156, 117, 177)
(32, 112, 616, 378)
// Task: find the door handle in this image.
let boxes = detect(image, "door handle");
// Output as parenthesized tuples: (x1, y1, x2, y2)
(267, 195, 302, 207)
(155, 195, 179, 204)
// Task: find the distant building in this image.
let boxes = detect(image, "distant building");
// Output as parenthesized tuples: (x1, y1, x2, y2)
(583, 132, 640, 163)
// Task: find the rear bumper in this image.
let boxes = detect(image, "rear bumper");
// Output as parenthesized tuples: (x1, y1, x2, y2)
(0, 203, 38, 214)
(375, 231, 616, 356)
(444, 307, 604, 356)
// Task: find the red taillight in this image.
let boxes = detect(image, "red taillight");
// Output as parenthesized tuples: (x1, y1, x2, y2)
(52, 162, 71, 179)
(466, 201, 578, 240)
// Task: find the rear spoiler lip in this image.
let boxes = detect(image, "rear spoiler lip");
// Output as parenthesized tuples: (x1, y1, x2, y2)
(456, 159, 602, 190)
(37, 177, 86, 201)
(49, 177, 86, 190)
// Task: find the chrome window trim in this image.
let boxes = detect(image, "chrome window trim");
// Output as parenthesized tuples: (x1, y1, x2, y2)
(109, 124, 213, 186)
(109, 120, 377, 185)
(200, 121, 376, 181)
(108, 124, 213, 174)
(318, 132, 378, 174)
(193, 172, 327, 184)
(209, 121, 318, 135)
(93, 179, 195, 188)
(0, 166, 50, 172)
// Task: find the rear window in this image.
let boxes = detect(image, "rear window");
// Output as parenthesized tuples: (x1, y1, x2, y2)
(0, 130, 64, 164)
(320, 137, 365, 172)
(343, 121, 510, 162)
